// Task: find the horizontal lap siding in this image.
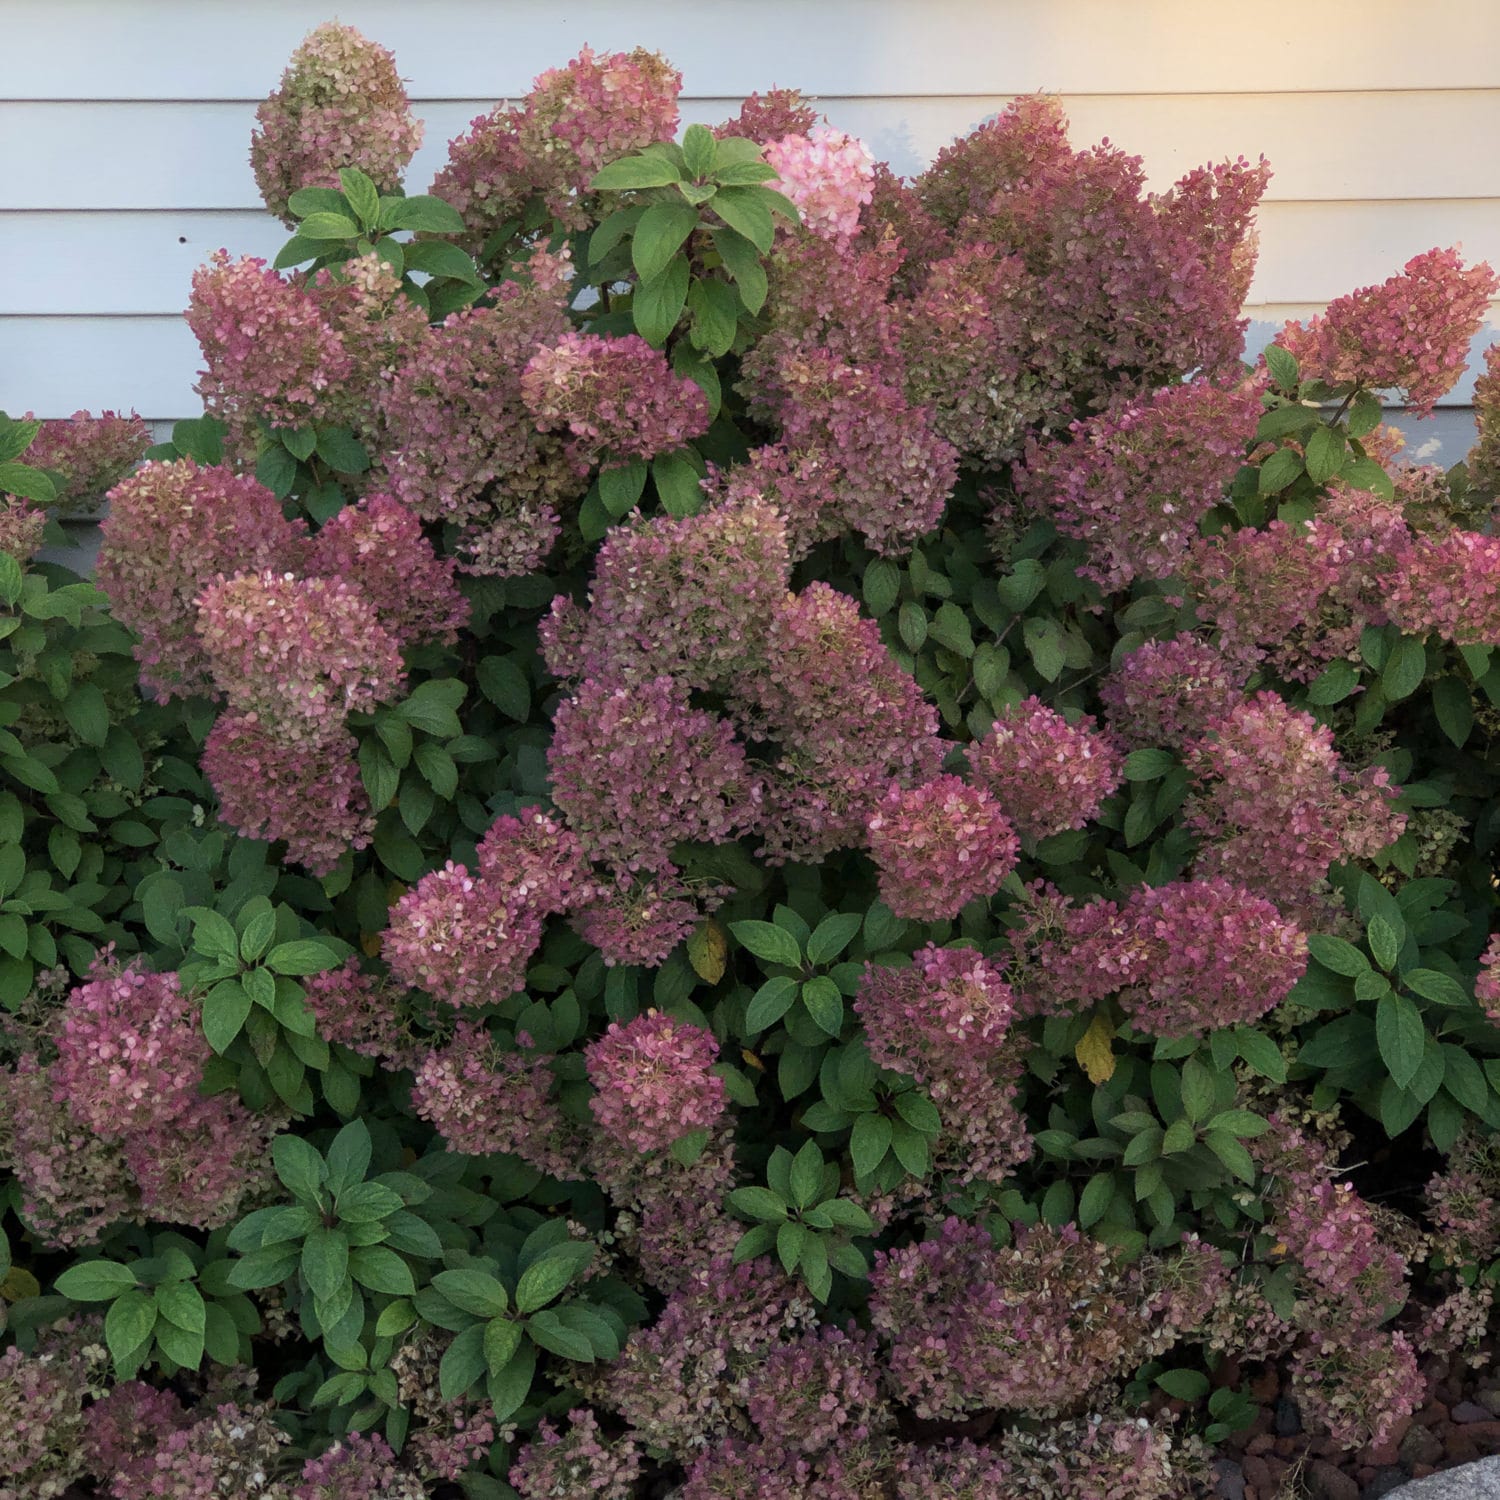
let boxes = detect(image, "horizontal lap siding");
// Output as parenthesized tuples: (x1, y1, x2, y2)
(5, 0, 1499, 420)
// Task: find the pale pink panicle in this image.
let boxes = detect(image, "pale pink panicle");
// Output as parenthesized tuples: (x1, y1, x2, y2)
(1099, 636, 1243, 750)
(476, 808, 590, 915)
(520, 331, 712, 467)
(540, 497, 791, 691)
(549, 674, 762, 878)
(856, 943, 1016, 1085)
(97, 460, 310, 700)
(1185, 692, 1406, 913)
(250, 21, 423, 224)
(510, 1408, 642, 1500)
(383, 862, 542, 1009)
(585, 1010, 726, 1152)
(0, 502, 46, 566)
(1388, 528, 1500, 646)
(309, 493, 469, 649)
(570, 872, 704, 969)
(187, 251, 351, 441)
(295, 1432, 425, 1500)
(24, 409, 150, 515)
(49, 956, 205, 1136)
(1478, 933, 1500, 1022)
(0, 1344, 89, 1499)
(764, 126, 876, 242)
(865, 775, 1019, 922)
(717, 89, 820, 145)
(971, 696, 1124, 841)
(1014, 380, 1261, 593)
(202, 714, 374, 875)
(1276, 246, 1497, 415)
(302, 959, 410, 1065)
(1470, 340, 1500, 492)
(409, 1022, 580, 1180)
(196, 570, 406, 743)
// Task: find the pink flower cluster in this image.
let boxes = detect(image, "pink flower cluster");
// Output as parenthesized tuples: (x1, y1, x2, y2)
(196, 570, 405, 742)
(1471, 340, 1500, 493)
(570, 871, 706, 969)
(188, 251, 352, 440)
(294, 1433, 425, 1500)
(857, 944, 1016, 1081)
(865, 775, 1018, 922)
(301, 959, 409, 1064)
(201, 716, 373, 875)
(509, 1409, 641, 1500)
(1276, 246, 1497, 414)
(549, 674, 762, 878)
(250, 21, 423, 223)
(1477, 932, 1500, 1023)
(385, 809, 587, 1006)
(23, 409, 150, 515)
(434, 46, 681, 247)
(1014, 380, 1261, 593)
(521, 332, 711, 467)
(1099, 636, 1243, 750)
(1185, 692, 1406, 915)
(764, 126, 876, 242)
(409, 1021, 580, 1179)
(743, 1324, 887, 1456)
(0, 1345, 88, 1499)
(540, 497, 791, 691)
(1289, 1330, 1423, 1452)
(379, 281, 579, 577)
(970, 696, 1124, 841)
(308, 492, 469, 649)
(0, 500, 46, 566)
(585, 1010, 725, 1152)
(97, 460, 309, 699)
(1389, 527, 1500, 645)
(717, 90, 820, 145)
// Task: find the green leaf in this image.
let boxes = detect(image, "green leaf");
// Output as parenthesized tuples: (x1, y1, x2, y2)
(652, 449, 705, 517)
(1233, 1028, 1288, 1083)
(489, 1339, 536, 1420)
(1441, 1044, 1489, 1114)
(1432, 676, 1473, 748)
(730, 919, 802, 968)
(632, 201, 700, 283)
(1306, 658, 1360, 705)
(787, 1139, 825, 1209)
(379, 196, 466, 234)
(686, 277, 739, 358)
(202, 980, 251, 1053)
(850, 1113, 892, 1179)
(439, 1323, 487, 1400)
(525, 1308, 595, 1363)
(1304, 425, 1345, 486)
(801, 976, 844, 1038)
(633, 254, 691, 347)
(155, 1280, 205, 1334)
(728, 1186, 789, 1223)
(227, 1245, 299, 1290)
(1264, 345, 1300, 390)
(1157, 1368, 1211, 1401)
(712, 187, 775, 251)
(314, 427, 370, 475)
(414, 742, 458, 800)
(863, 558, 900, 617)
(1382, 635, 1427, 702)
(301, 1229, 349, 1303)
(590, 155, 683, 191)
(1204, 1130, 1256, 1183)
(1258, 448, 1304, 495)
(324, 1119, 372, 1196)
(598, 459, 649, 520)
(806, 912, 863, 967)
(298, 210, 360, 240)
(266, 939, 340, 977)
(1403, 968, 1468, 1007)
(514, 1242, 595, 1314)
(0, 461, 55, 504)
(347, 1246, 415, 1296)
(1124, 748, 1175, 781)
(55, 1259, 137, 1302)
(399, 239, 482, 287)
(1376, 992, 1425, 1091)
(271, 1134, 325, 1202)
(338, 168, 381, 229)
(62, 683, 109, 747)
(745, 975, 799, 1032)
(682, 122, 717, 179)
(433, 1268, 511, 1319)
(1307, 934, 1370, 978)
(484, 1316, 523, 1377)
(711, 226, 767, 312)
(1023, 616, 1066, 682)
(1341, 456, 1396, 501)
(105, 1290, 157, 1368)
(335, 1181, 404, 1223)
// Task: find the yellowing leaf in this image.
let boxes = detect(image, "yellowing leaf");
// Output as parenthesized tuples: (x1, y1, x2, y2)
(1075, 1013, 1116, 1085)
(688, 918, 728, 985)
(741, 1048, 765, 1072)
(360, 932, 384, 958)
(0, 1267, 39, 1301)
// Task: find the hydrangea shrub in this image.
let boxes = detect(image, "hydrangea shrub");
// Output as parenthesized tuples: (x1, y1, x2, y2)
(2, 20, 1500, 1497)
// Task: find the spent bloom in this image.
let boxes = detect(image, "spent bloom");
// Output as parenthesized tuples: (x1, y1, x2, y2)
(509, 1409, 642, 1500)
(1288, 1329, 1424, 1451)
(763, 126, 876, 242)
(549, 675, 762, 877)
(0, 501, 47, 567)
(1014, 380, 1260, 592)
(49, 956, 206, 1136)
(196, 570, 406, 742)
(295, 1433, 425, 1500)
(866, 775, 1019, 922)
(970, 696, 1124, 841)
(856, 944, 1016, 1085)
(570, 872, 705, 969)
(1276, 246, 1497, 415)
(743, 1324, 886, 1455)
(23, 409, 150, 516)
(1477, 932, 1500, 1023)
(1099, 636, 1243, 750)
(0, 1345, 89, 1500)
(1389, 527, 1500, 646)
(250, 21, 422, 223)
(202, 714, 373, 874)
(302, 960, 411, 1066)
(520, 332, 712, 466)
(585, 1010, 726, 1152)
(308, 492, 469, 649)
(383, 862, 542, 1009)
(476, 808, 591, 916)
(97, 460, 310, 699)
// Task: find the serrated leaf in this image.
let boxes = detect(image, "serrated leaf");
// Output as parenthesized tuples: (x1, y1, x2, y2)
(1075, 1013, 1116, 1084)
(730, 919, 802, 968)
(1376, 991, 1425, 1090)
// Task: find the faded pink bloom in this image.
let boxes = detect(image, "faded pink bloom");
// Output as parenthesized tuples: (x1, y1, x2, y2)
(585, 1011, 725, 1152)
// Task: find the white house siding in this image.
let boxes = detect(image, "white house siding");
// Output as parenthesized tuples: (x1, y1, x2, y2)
(3, 0, 1499, 467)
